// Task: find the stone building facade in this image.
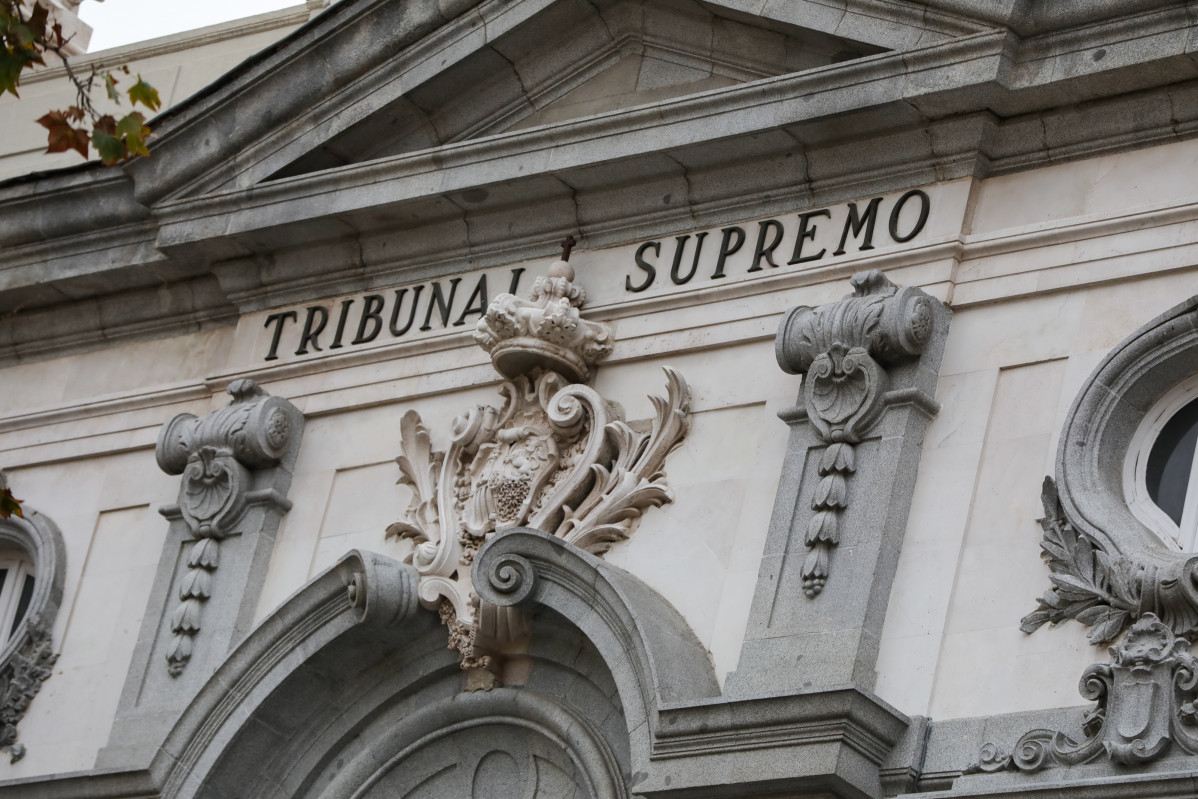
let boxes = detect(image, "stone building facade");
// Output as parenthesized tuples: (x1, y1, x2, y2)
(3, 0, 1198, 796)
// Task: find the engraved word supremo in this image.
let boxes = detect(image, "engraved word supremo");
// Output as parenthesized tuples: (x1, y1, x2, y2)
(623, 189, 930, 292)
(257, 189, 931, 361)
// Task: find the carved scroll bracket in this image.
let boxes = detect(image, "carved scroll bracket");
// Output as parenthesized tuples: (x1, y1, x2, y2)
(775, 270, 941, 597)
(972, 613, 1198, 773)
(388, 251, 691, 686)
(156, 379, 303, 676)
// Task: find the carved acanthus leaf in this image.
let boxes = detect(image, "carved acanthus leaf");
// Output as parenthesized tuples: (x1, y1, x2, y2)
(1021, 477, 1178, 645)
(0, 617, 57, 764)
(558, 367, 691, 554)
(387, 411, 444, 546)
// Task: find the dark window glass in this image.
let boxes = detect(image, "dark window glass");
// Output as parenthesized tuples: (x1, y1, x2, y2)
(1147, 397, 1198, 526)
(0, 569, 10, 601)
(10, 574, 33, 637)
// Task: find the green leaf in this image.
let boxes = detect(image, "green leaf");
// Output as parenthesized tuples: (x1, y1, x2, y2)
(92, 124, 125, 166)
(127, 75, 160, 112)
(104, 71, 120, 103)
(0, 47, 24, 96)
(115, 111, 149, 158)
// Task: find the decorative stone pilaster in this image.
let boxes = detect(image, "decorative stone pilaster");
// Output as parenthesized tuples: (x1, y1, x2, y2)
(971, 613, 1198, 772)
(388, 244, 691, 688)
(775, 270, 937, 597)
(727, 270, 949, 697)
(155, 379, 302, 676)
(98, 380, 302, 769)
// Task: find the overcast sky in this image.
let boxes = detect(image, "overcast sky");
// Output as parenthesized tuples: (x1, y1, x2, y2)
(78, 0, 303, 52)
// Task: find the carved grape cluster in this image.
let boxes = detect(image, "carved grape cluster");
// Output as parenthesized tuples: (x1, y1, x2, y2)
(492, 478, 530, 523)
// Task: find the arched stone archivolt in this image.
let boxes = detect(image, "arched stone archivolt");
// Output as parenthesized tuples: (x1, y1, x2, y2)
(149, 544, 673, 799)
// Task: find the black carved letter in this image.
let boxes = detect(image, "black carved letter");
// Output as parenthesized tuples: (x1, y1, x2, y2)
(712, 226, 746, 279)
(834, 197, 883, 256)
(749, 220, 785, 272)
(627, 241, 660, 292)
(352, 295, 385, 345)
(263, 311, 297, 361)
(295, 306, 329, 355)
(889, 189, 930, 243)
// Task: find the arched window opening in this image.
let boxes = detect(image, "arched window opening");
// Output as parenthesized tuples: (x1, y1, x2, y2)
(1126, 377, 1198, 551)
(0, 547, 36, 643)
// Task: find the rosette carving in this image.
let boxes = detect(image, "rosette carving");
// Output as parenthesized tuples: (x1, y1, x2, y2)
(775, 270, 937, 596)
(156, 379, 302, 676)
(971, 613, 1198, 773)
(389, 248, 690, 684)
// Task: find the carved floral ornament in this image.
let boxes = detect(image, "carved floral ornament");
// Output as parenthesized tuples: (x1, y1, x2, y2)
(774, 270, 936, 596)
(972, 613, 1198, 773)
(1019, 297, 1198, 647)
(387, 247, 691, 683)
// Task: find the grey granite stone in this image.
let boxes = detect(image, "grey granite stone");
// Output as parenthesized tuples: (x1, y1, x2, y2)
(726, 271, 950, 698)
(97, 381, 305, 771)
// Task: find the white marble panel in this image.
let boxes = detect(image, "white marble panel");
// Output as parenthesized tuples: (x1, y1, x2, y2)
(5, 505, 162, 778)
(969, 137, 1198, 237)
(926, 359, 1108, 718)
(307, 463, 413, 579)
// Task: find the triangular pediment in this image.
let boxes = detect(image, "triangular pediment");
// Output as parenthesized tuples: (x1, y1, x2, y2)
(261, 0, 889, 182)
(141, 0, 992, 203)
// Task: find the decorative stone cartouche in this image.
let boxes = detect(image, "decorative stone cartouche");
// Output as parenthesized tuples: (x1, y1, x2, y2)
(389, 239, 690, 688)
(972, 613, 1198, 773)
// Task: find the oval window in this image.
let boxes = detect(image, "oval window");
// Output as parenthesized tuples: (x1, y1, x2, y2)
(1126, 378, 1198, 551)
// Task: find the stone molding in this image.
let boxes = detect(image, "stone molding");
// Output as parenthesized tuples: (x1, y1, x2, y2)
(157, 549, 422, 799)
(475, 529, 721, 717)
(7, 1, 1198, 365)
(155, 378, 303, 676)
(0, 477, 66, 765)
(474, 528, 911, 798)
(1024, 296, 1198, 645)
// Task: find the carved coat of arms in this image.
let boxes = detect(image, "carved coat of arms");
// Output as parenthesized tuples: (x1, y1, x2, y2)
(387, 247, 690, 685)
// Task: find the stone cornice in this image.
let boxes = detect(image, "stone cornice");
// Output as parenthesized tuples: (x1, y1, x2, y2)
(1, 2, 1198, 365)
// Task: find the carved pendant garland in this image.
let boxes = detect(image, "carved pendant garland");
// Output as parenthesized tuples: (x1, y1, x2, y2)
(388, 251, 691, 681)
(775, 270, 936, 597)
